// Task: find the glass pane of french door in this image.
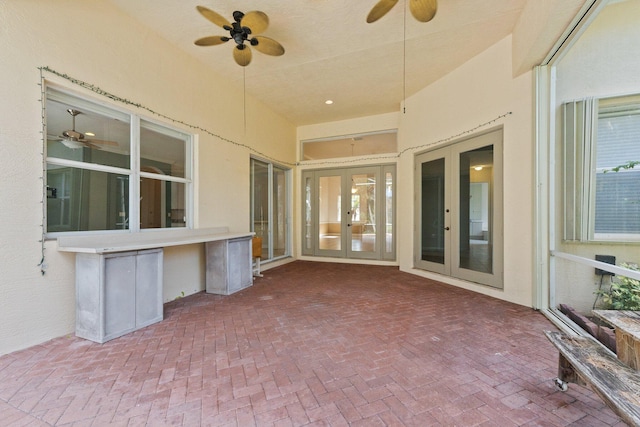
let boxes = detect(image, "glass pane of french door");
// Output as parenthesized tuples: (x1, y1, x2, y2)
(459, 145, 493, 274)
(385, 170, 394, 254)
(251, 160, 269, 248)
(304, 175, 313, 253)
(272, 166, 287, 257)
(349, 172, 376, 254)
(318, 174, 342, 251)
(420, 158, 446, 265)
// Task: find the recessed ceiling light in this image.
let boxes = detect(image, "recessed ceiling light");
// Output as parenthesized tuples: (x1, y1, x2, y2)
(474, 166, 483, 171)
(325, 100, 333, 105)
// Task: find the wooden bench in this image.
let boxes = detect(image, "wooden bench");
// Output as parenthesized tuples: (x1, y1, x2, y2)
(593, 310, 640, 370)
(545, 331, 640, 427)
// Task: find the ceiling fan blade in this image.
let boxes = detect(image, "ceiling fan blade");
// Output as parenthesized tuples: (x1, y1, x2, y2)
(241, 11, 269, 34)
(196, 6, 231, 28)
(367, 0, 399, 23)
(194, 36, 229, 46)
(233, 46, 252, 66)
(83, 138, 118, 147)
(409, 0, 437, 22)
(252, 36, 285, 56)
(86, 142, 105, 150)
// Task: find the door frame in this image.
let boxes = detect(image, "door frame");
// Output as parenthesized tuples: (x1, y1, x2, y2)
(250, 157, 292, 262)
(414, 127, 504, 288)
(302, 164, 396, 261)
(414, 148, 451, 275)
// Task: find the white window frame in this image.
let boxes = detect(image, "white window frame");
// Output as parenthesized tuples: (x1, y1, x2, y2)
(45, 85, 194, 237)
(249, 156, 292, 262)
(593, 95, 640, 241)
(562, 94, 640, 243)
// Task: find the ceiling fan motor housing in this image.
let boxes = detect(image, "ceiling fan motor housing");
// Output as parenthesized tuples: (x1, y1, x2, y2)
(229, 15, 252, 47)
(62, 130, 84, 141)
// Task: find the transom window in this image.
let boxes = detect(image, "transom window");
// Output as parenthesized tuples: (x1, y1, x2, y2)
(45, 87, 193, 235)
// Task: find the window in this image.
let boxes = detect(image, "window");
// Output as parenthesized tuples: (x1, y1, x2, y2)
(594, 97, 640, 240)
(301, 130, 397, 161)
(45, 87, 193, 235)
(563, 95, 640, 241)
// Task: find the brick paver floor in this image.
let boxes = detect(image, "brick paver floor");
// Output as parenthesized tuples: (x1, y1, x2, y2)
(0, 261, 627, 426)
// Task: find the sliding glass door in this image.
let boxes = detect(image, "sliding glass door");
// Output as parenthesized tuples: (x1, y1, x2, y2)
(303, 165, 395, 260)
(415, 129, 503, 288)
(250, 158, 290, 261)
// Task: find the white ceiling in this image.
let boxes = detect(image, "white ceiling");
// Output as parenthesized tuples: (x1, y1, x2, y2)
(107, 0, 572, 126)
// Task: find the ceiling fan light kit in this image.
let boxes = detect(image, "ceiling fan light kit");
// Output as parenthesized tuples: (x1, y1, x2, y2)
(194, 6, 285, 67)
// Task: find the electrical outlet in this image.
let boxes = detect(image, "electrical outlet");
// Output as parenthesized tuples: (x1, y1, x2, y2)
(595, 254, 615, 276)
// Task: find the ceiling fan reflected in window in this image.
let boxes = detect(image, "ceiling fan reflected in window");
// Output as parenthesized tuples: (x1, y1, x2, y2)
(50, 109, 118, 150)
(367, 0, 437, 23)
(194, 6, 285, 67)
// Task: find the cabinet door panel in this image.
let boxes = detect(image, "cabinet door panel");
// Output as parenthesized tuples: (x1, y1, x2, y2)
(228, 238, 251, 293)
(105, 254, 136, 337)
(136, 250, 163, 327)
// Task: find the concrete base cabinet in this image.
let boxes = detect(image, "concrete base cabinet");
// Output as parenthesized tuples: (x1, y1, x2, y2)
(58, 228, 254, 343)
(206, 237, 253, 295)
(75, 249, 163, 343)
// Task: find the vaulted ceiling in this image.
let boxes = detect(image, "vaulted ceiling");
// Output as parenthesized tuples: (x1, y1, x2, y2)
(108, 0, 587, 126)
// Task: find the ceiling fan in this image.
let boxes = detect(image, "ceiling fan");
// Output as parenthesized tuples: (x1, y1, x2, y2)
(50, 109, 118, 150)
(194, 6, 285, 67)
(367, 0, 437, 23)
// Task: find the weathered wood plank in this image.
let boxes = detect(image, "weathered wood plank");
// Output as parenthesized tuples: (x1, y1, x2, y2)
(593, 310, 640, 336)
(593, 310, 640, 370)
(545, 331, 640, 427)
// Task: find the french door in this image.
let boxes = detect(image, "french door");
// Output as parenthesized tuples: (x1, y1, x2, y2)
(302, 165, 395, 260)
(250, 158, 290, 261)
(414, 128, 503, 288)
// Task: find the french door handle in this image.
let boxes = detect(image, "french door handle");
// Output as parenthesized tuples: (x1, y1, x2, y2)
(444, 226, 450, 231)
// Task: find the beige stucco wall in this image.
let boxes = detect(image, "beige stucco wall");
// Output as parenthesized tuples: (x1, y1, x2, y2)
(553, 0, 640, 313)
(0, 0, 295, 356)
(296, 36, 536, 306)
(398, 35, 535, 307)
